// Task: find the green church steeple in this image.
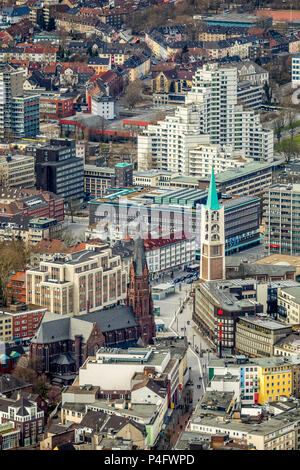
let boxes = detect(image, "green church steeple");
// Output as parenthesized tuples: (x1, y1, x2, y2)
(205, 168, 220, 211)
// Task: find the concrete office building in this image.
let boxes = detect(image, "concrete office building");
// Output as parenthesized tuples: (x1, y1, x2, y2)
(0, 155, 35, 188)
(26, 242, 128, 316)
(193, 279, 263, 354)
(263, 183, 300, 256)
(0, 65, 39, 139)
(35, 144, 84, 200)
(113, 163, 133, 188)
(235, 316, 293, 358)
(197, 160, 281, 197)
(84, 165, 115, 199)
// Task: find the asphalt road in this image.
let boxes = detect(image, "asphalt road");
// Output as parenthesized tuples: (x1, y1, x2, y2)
(155, 283, 217, 409)
(64, 216, 89, 239)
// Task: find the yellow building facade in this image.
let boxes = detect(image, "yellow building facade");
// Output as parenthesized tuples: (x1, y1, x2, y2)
(258, 361, 293, 404)
(0, 315, 13, 342)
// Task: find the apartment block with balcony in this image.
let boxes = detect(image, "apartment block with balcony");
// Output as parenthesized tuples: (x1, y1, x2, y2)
(138, 63, 273, 174)
(0, 64, 39, 139)
(186, 64, 273, 161)
(263, 184, 300, 256)
(188, 143, 248, 178)
(0, 154, 35, 189)
(10, 94, 39, 139)
(26, 243, 128, 315)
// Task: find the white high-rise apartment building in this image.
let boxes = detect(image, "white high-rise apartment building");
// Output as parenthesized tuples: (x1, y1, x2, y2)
(138, 104, 209, 172)
(138, 64, 273, 173)
(188, 143, 248, 178)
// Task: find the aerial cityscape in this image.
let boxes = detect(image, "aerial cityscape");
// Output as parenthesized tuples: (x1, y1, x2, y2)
(1, 0, 300, 456)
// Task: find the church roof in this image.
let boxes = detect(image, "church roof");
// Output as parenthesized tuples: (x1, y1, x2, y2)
(205, 168, 220, 211)
(0, 374, 31, 394)
(31, 306, 138, 344)
(74, 306, 138, 332)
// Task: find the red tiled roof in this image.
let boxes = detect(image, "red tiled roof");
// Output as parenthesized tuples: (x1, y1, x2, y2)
(143, 232, 190, 251)
(32, 239, 67, 254)
(68, 242, 87, 253)
(99, 69, 117, 83)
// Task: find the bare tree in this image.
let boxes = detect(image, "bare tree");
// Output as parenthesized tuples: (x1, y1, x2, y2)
(123, 80, 144, 110)
(58, 228, 77, 247)
(286, 109, 298, 142)
(274, 114, 285, 145)
(0, 240, 31, 306)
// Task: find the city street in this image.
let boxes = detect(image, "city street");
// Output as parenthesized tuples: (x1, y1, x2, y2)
(154, 280, 220, 448)
(154, 282, 217, 408)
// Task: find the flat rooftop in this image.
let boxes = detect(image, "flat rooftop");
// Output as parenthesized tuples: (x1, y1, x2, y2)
(238, 316, 292, 331)
(191, 409, 300, 436)
(254, 254, 300, 270)
(87, 401, 157, 421)
(92, 347, 169, 367)
(279, 286, 300, 304)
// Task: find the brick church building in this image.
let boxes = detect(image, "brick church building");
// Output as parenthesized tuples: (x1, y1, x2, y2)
(30, 237, 156, 385)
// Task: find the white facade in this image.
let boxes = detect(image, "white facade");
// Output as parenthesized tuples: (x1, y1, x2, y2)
(188, 144, 248, 178)
(208, 363, 259, 405)
(137, 105, 210, 172)
(187, 64, 273, 160)
(91, 96, 116, 120)
(79, 348, 171, 391)
(145, 237, 196, 274)
(236, 61, 269, 86)
(190, 414, 297, 450)
(138, 63, 273, 174)
(292, 55, 300, 89)
(206, 376, 241, 400)
(278, 287, 300, 325)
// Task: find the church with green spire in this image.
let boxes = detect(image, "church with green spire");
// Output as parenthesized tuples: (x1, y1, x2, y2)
(205, 167, 220, 211)
(200, 169, 225, 282)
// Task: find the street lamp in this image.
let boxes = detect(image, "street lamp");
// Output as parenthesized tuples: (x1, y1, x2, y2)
(192, 334, 195, 349)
